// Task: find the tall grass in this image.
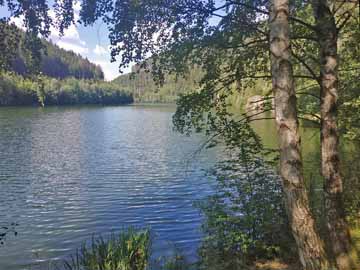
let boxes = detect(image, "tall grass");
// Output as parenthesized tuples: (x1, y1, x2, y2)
(64, 228, 150, 270)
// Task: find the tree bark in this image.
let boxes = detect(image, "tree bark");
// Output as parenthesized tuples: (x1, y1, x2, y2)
(313, 1, 355, 269)
(269, 0, 329, 269)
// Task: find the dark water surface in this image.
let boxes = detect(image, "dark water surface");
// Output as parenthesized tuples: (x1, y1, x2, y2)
(0, 105, 217, 270)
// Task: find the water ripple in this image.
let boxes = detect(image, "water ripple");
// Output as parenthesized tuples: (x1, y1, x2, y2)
(0, 105, 217, 270)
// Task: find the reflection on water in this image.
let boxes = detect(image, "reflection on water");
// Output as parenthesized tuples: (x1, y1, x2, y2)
(0, 105, 217, 270)
(0, 106, 358, 269)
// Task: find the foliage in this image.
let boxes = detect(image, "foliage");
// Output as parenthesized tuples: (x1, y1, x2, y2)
(340, 98, 360, 141)
(342, 149, 360, 227)
(0, 19, 21, 71)
(0, 72, 133, 106)
(155, 253, 192, 270)
(338, 9, 360, 141)
(39, 39, 104, 80)
(63, 229, 196, 270)
(1, 1, 358, 138)
(0, 21, 103, 80)
(64, 228, 151, 270)
(113, 65, 203, 103)
(0, 0, 359, 268)
(197, 149, 296, 269)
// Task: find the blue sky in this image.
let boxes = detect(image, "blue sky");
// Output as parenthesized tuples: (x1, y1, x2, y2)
(0, 1, 225, 81)
(0, 2, 127, 81)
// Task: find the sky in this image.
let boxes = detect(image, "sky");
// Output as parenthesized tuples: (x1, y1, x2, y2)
(0, 2, 130, 81)
(0, 1, 225, 81)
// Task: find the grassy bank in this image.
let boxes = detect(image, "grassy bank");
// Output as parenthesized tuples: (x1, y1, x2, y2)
(56, 229, 300, 270)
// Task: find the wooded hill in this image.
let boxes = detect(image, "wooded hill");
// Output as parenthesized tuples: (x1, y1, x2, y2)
(113, 65, 203, 103)
(0, 22, 133, 106)
(113, 63, 271, 109)
(1, 23, 103, 80)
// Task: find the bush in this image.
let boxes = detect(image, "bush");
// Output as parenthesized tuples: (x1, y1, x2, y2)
(198, 154, 297, 269)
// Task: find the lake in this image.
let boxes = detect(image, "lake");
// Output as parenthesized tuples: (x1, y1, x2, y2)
(0, 105, 219, 270)
(0, 105, 359, 269)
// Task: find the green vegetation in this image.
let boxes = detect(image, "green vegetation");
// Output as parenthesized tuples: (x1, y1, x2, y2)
(198, 157, 295, 269)
(0, 0, 359, 270)
(63, 229, 193, 270)
(64, 228, 150, 270)
(0, 19, 20, 72)
(0, 21, 132, 107)
(113, 65, 203, 103)
(0, 21, 103, 80)
(155, 255, 190, 270)
(0, 72, 133, 106)
(100, 1, 359, 269)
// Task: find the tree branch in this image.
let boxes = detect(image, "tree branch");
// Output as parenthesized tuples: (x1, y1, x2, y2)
(291, 35, 318, 42)
(289, 16, 318, 32)
(297, 91, 320, 100)
(336, 12, 354, 33)
(228, 0, 317, 31)
(223, 38, 268, 49)
(294, 75, 318, 80)
(298, 110, 321, 121)
(291, 50, 320, 85)
(296, 84, 320, 100)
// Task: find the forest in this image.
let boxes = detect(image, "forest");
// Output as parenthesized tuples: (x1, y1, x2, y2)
(0, 20, 133, 106)
(0, 1, 359, 270)
(113, 64, 203, 103)
(1, 21, 103, 80)
(0, 72, 133, 106)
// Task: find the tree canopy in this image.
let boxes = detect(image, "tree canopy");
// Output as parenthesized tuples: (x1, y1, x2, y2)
(0, 0, 359, 269)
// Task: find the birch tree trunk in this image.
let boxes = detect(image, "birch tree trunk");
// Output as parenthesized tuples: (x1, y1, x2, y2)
(269, 0, 329, 269)
(313, 1, 355, 269)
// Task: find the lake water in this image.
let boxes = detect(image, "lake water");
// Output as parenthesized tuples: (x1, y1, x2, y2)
(0, 105, 359, 269)
(0, 105, 218, 270)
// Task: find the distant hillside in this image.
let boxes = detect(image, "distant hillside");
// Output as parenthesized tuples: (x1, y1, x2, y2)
(2, 23, 103, 80)
(113, 65, 203, 103)
(113, 64, 270, 107)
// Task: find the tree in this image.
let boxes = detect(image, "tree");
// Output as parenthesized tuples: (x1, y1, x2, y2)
(312, 1, 357, 269)
(269, 0, 328, 268)
(0, 0, 358, 268)
(0, 19, 21, 71)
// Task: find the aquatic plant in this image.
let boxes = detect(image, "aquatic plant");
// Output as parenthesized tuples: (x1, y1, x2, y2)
(64, 228, 150, 270)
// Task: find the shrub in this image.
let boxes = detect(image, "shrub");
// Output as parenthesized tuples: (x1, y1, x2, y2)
(198, 154, 297, 269)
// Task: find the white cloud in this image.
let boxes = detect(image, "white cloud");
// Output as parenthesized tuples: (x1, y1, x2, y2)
(48, 24, 89, 54)
(10, 7, 89, 55)
(73, 1, 82, 13)
(9, 16, 26, 30)
(93, 45, 109, 55)
(7, 4, 136, 80)
(56, 40, 89, 54)
(93, 60, 120, 81)
(47, 8, 89, 55)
